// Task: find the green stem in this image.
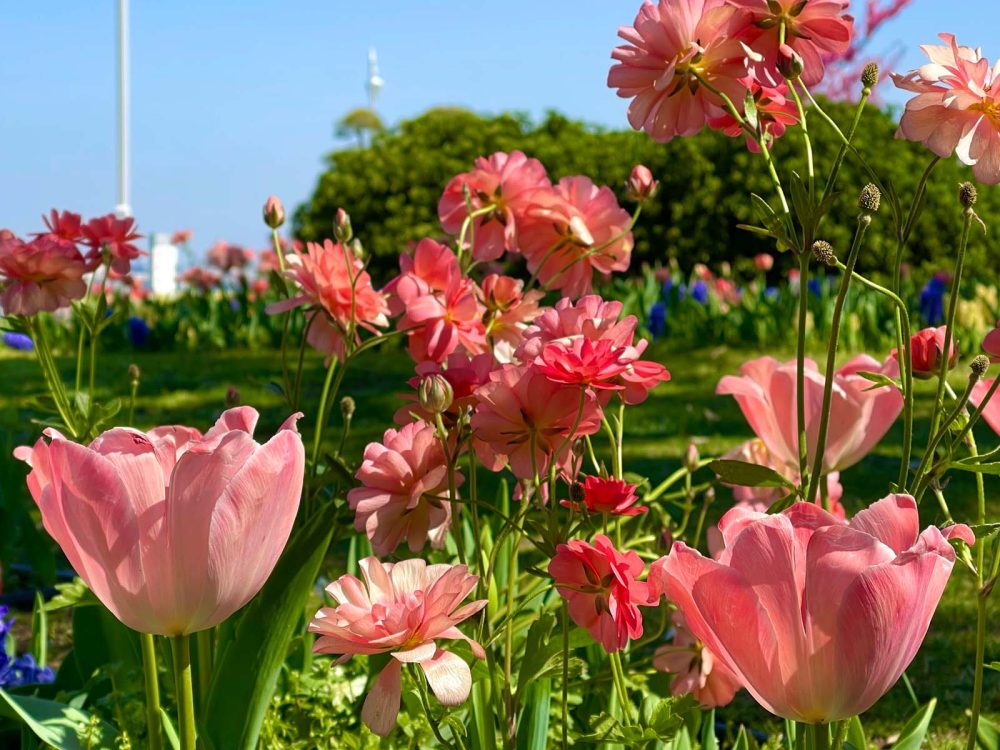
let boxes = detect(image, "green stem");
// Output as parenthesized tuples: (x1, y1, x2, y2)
(967, 592, 988, 750)
(196, 629, 213, 715)
(796, 252, 811, 482)
(171, 635, 197, 750)
(786, 82, 814, 195)
(140, 633, 163, 750)
(608, 651, 634, 727)
(806, 216, 868, 505)
(913, 373, 979, 500)
(561, 603, 570, 750)
(29, 318, 77, 436)
(819, 82, 870, 204)
(810, 723, 830, 750)
(831, 721, 848, 750)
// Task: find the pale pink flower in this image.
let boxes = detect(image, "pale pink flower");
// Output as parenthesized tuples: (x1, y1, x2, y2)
(608, 0, 752, 143)
(310, 558, 486, 737)
(891, 34, 1000, 184)
(438, 151, 550, 261)
(653, 612, 741, 707)
(14, 407, 304, 635)
(471, 364, 602, 479)
(347, 421, 458, 555)
(518, 178, 633, 298)
(732, 0, 855, 87)
(651, 496, 973, 722)
(549, 534, 653, 653)
(717, 355, 902, 475)
(0, 234, 88, 315)
(268, 239, 390, 362)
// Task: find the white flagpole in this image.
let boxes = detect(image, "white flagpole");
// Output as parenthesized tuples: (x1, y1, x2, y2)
(115, 0, 132, 219)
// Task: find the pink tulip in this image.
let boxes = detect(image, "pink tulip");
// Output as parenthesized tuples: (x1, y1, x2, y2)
(651, 495, 972, 723)
(970, 378, 1000, 435)
(0, 233, 88, 316)
(310, 558, 486, 737)
(548, 534, 653, 652)
(653, 612, 741, 708)
(14, 407, 304, 635)
(438, 151, 550, 262)
(347, 421, 458, 555)
(892, 34, 1000, 185)
(717, 355, 902, 475)
(982, 320, 1000, 363)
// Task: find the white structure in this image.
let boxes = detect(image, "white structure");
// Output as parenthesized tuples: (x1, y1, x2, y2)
(367, 47, 384, 109)
(150, 234, 179, 296)
(115, 0, 132, 219)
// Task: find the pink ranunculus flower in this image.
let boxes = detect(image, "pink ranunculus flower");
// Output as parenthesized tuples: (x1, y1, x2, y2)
(651, 495, 973, 723)
(81, 214, 144, 275)
(471, 364, 602, 479)
(480, 274, 543, 362)
(36, 209, 84, 243)
(549, 534, 653, 653)
(518, 177, 633, 298)
(891, 34, 1000, 184)
(438, 151, 550, 262)
(517, 295, 638, 361)
(387, 239, 487, 363)
(0, 234, 89, 316)
(608, 0, 751, 143)
(347, 421, 459, 555)
(14, 407, 304, 635)
(178, 266, 222, 292)
(536, 338, 631, 390)
(393, 351, 496, 427)
(653, 611, 741, 708)
(731, 0, 854, 87)
(268, 239, 390, 362)
(310, 558, 486, 737)
(717, 355, 902, 476)
(707, 79, 799, 151)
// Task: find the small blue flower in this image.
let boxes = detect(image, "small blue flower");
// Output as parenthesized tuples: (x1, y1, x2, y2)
(690, 281, 708, 304)
(919, 275, 947, 326)
(2, 332, 34, 351)
(647, 301, 666, 339)
(764, 286, 779, 300)
(127, 317, 151, 348)
(808, 278, 823, 297)
(0, 606, 55, 687)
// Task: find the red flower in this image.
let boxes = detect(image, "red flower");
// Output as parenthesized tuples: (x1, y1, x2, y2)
(563, 476, 647, 517)
(37, 209, 83, 243)
(548, 534, 653, 653)
(894, 326, 957, 379)
(81, 214, 144, 274)
(535, 338, 630, 389)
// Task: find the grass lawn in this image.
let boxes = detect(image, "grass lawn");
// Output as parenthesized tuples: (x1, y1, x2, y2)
(1, 341, 997, 747)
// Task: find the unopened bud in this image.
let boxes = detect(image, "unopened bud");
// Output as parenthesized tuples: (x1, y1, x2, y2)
(569, 482, 586, 506)
(777, 43, 804, 80)
(340, 396, 356, 420)
(418, 374, 454, 415)
(335, 208, 353, 243)
(959, 182, 978, 209)
(224, 385, 241, 407)
(811, 240, 837, 267)
(128, 363, 141, 385)
(971, 355, 990, 378)
(659, 526, 674, 552)
(626, 164, 658, 202)
(349, 238, 365, 261)
(684, 442, 700, 473)
(263, 195, 285, 229)
(858, 183, 881, 214)
(861, 62, 880, 90)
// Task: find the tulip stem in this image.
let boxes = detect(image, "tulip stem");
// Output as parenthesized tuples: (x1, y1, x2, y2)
(561, 603, 569, 750)
(140, 633, 163, 750)
(171, 635, 197, 750)
(809, 723, 830, 750)
(796, 252, 811, 485)
(806, 215, 868, 506)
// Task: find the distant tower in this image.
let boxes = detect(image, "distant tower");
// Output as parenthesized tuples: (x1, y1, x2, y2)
(367, 48, 384, 110)
(115, 0, 132, 219)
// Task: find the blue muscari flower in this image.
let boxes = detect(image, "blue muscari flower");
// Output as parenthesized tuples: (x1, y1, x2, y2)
(229, 298, 241, 312)
(690, 280, 708, 304)
(919, 275, 947, 326)
(808, 278, 823, 297)
(127, 317, 151, 348)
(764, 286, 779, 300)
(2, 332, 34, 351)
(647, 301, 666, 339)
(0, 606, 55, 688)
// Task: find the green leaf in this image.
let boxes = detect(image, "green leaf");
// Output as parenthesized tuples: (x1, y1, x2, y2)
(159, 707, 181, 750)
(516, 678, 551, 750)
(949, 461, 1000, 476)
(976, 713, 1000, 750)
(844, 715, 867, 750)
(700, 708, 718, 750)
(891, 698, 936, 750)
(44, 578, 98, 613)
(201, 501, 338, 750)
(789, 171, 814, 231)
(709, 459, 797, 490)
(855, 370, 901, 391)
(0, 689, 116, 749)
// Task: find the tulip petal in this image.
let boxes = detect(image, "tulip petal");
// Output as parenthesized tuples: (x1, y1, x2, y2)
(849, 494, 919, 554)
(420, 649, 472, 707)
(362, 660, 402, 737)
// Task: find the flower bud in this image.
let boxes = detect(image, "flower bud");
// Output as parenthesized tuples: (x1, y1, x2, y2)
(340, 396, 356, 420)
(858, 183, 881, 214)
(626, 164, 659, 202)
(971, 354, 990, 378)
(263, 196, 285, 229)
(959, 182, 978, 209)
(684, 442, 700, 473)
(982, 321, 1000, 363)
(569, 482, 586, 506)
(335, 208, 353, 243)
(861, 62, 880, 90)
(128, 363, 141, 385)
(754, 253, 774, 272)
(349, 238, 365, 261)
(811, 240, 837, 267)
(905, 326, 957, 379)
(224, 385, 241, 407)
(418, 374, 454, 415)
(776, 44, 804, 80)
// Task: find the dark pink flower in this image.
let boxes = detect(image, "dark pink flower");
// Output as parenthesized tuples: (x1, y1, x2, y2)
(562, 476, 647, 516)
(0, 234, 88, 315)
(81, 214, 144, 275)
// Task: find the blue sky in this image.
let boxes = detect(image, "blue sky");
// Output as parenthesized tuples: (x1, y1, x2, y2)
(3, 1, 999, 253)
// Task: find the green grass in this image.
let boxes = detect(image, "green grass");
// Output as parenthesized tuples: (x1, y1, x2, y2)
(1, 341, 997, 747)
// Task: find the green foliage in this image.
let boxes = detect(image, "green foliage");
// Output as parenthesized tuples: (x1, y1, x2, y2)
(295, 104, 1000, 282)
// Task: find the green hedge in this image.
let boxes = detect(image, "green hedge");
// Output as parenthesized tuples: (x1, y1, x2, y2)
(294, 102, 1000, 284)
